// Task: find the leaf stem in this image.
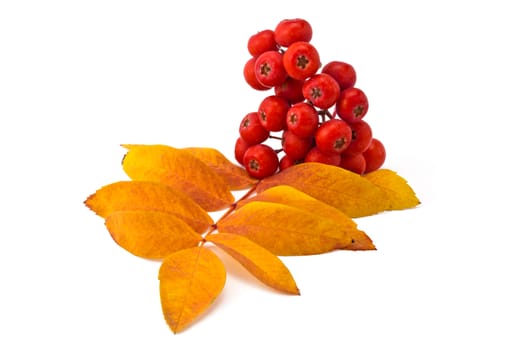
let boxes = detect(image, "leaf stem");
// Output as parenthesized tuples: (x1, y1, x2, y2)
(202, 181, 260, 240)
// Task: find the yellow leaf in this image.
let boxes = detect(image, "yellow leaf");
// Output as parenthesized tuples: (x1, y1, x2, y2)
(183, 147, 257, 190)
(105, 210, 203, 259)
(159, 247, 226, 333)
(364, 169, 420, 210)
(84, 181, 213, 233)
(121, 144, 234, 211)
(239, 185, 375, 251)
(257, 162, 407, 217)
(207, 232, 300, 294)
(217, 201, 355, 256)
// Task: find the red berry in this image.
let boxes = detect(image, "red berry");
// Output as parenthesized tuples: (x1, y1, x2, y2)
(363, 138, 386, 173)
(248, 29, 278, 57)
(302, 73, 341, 109)
(243, 144, 279, 179)
(234, 137, 250, 165)
(243, 57, 271, 91)
(282, 130, 314, 160)
(282, 41, 321, 80)
(279, 154, 301, 171)
(286, 102, 319, 138)
(258, 95, 290, 132)
(239, 112, 270, 145)
(342, 120, 373, 156)
(321, 61, 357, 90)
(254, 50, 288, 87)
(304, 146, 341, 166)
(315, 119, 353, 155)
(274, 77, 305, 104)
(340, 152, 366, 175)
(336, 87, 369, 123)
(274, 18, 313, 47)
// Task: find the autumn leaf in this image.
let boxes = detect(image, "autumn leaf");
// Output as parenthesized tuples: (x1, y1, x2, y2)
(121, 144, 234, 211)
(207, 232, 300, 294)
(84, 181, 213, 233)
(364, 169, 420, 210)
(257, 162, 418, 217)
(238, 185, 375, 251)
(183, 147, 257, 190)
(159, 247, 226, 333)
(217, 201, 357, 256)
(104, 210, 203, 259)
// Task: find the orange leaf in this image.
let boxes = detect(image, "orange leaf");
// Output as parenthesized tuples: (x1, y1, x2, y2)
(104, 210, 203, 259)
(258, 162, 412, 217)
(239, 185, 375, 251)
(183, 147, 257, 190)
(216, 201, 355, 256)
(364, 169, 420, 210)
(159, 247, 226, 333)
(121, 144, 234, 211)
(207, 232, 300, 294)
(84, 181, 213, 233)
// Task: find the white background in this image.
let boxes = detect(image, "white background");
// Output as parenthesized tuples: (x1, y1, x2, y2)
(1, 1, 524, 349)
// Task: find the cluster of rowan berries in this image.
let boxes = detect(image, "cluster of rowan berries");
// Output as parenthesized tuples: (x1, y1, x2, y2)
(235, 18, 386, 179)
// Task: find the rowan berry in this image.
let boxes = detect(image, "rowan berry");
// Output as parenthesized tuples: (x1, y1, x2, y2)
(274, 77, 305, 104)
(302, 73, 340, 109)
(315, 119, 353, 155)
(282, 41, 321, 80)
(282, 130, 314, 160)
(304, 146, 341, 166)
(239, 112, 270, 145)
(336, 87, 369, 123)
(342, 120, 373, 156)
(279, 154, 302, 171)
(243, 144, 279, 179)
(363, 138, 386, 173)
(286, 102, 319, 138)
(258, 95, 290, 132)
(243, 57, 271, 91)
(248, 29, 278, 57)
(340, 152, 366, 175)
(321, 61, 357, 90)
(254, 50, 288, 87)
(274, 18, 313, 47)
(234, 137, 251, 165)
